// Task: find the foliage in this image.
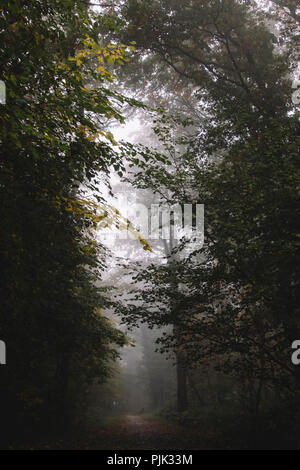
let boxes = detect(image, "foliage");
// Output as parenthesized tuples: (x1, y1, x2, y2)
(114, 0, 300, 408)
(0, 0, 145, 442)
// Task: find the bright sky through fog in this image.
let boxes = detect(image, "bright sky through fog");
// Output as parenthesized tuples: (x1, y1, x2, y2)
(95, 117, 159, 262)
(111, 117, 143, 142)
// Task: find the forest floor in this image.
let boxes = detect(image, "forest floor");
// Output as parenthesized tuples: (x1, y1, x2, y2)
(19, 414, 219, 450)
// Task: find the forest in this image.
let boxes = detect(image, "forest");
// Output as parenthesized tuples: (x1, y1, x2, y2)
(0, 0, 300, 451)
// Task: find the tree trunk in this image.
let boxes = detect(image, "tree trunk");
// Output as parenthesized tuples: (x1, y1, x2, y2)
(176, 350, 188, 412)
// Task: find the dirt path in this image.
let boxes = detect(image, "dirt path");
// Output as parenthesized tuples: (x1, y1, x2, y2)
(46, 414, 216, 450)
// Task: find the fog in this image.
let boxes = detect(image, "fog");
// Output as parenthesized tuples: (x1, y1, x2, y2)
(1, 0, 299, 452)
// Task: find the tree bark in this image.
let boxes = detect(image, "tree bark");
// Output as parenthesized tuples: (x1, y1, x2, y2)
(176, 348, 188, 412)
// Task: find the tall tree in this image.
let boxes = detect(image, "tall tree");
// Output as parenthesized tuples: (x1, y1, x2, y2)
(114, 0, 300, 408)
(0, 0, 143, 442)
